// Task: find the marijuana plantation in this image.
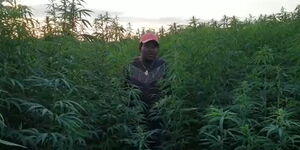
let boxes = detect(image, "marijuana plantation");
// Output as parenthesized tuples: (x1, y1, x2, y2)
(1, 0, 300, 149)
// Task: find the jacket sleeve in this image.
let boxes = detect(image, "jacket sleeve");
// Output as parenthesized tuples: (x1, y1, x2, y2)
(123, 64, 131, 89)
(160, 62, 172, 97)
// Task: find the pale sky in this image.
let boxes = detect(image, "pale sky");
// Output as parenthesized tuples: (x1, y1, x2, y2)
(20, 0, 299, 31)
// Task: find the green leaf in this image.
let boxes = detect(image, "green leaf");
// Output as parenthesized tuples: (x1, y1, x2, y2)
(0, 139, 27, 148)
(0, 113, 5, 127)
(36, 133, 48, 145)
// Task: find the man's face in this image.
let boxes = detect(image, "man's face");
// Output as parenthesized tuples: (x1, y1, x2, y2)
(141, 40, 158, 61)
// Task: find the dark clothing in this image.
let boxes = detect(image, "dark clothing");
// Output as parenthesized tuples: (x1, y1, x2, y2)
(125, 56, 167, 107)
(125, 56, 167, 150)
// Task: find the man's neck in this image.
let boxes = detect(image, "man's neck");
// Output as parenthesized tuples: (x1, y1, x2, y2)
(140, 57, 156, 68)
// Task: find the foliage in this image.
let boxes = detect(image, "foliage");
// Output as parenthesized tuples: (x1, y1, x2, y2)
(1, 1, 300, 149)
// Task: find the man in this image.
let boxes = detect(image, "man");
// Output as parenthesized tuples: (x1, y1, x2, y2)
(125, 33, 167, 149)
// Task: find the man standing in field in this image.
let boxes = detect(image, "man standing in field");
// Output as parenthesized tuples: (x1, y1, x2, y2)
(125, 33, 168, 149)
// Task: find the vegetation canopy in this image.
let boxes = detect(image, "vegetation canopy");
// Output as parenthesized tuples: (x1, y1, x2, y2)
(0, 0, 300, 149)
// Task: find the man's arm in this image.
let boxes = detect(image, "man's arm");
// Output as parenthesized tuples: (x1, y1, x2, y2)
(159, 62, 172, 97)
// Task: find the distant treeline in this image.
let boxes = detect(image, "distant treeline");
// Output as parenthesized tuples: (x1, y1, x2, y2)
(1, 0, 300, 41)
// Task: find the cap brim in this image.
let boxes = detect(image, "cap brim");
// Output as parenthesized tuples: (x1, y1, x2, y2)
(141, 39, 159, 44)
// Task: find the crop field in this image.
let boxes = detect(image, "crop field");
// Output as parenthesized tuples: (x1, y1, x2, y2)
(1, 0, 300, 150)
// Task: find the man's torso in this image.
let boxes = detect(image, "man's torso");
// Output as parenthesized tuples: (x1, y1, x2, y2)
(126, 57, 167, 106)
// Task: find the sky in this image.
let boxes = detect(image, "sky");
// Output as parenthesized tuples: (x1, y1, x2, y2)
(20, 0, 299, 31)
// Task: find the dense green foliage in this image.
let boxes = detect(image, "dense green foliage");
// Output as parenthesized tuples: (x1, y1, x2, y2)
(1, 0, 300, 149)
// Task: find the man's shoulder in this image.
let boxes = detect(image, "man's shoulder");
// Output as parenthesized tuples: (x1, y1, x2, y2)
(128, 56, 167, 69)
(155, 57, 167, 66)
(129, 56, 141, 68)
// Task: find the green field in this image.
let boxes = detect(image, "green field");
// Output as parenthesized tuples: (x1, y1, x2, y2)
(1, 1, 300, 150)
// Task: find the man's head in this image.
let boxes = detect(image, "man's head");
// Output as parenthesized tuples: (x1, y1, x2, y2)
(139, 33, 159, 62)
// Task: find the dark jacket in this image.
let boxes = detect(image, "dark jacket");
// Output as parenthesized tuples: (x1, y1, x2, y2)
(125, 56, 167, 107)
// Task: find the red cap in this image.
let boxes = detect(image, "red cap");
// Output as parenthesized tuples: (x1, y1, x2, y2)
(139, 33, 159, 44)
